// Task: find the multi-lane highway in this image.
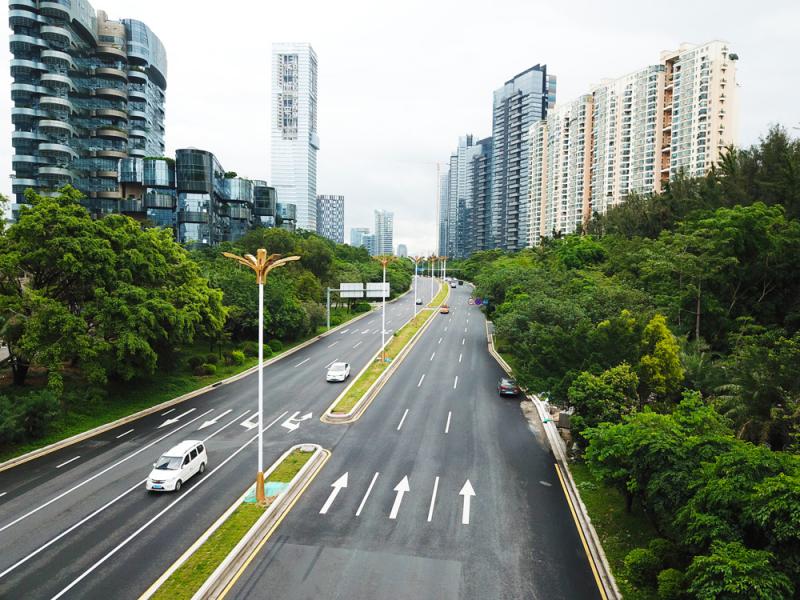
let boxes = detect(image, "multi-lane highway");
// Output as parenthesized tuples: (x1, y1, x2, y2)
(0, 281, 433, 599)
(227, 283, 601, 599)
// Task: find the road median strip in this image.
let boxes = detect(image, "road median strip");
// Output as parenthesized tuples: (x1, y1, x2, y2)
(427, 280, 449, 307)
(141, 443, 328, 600)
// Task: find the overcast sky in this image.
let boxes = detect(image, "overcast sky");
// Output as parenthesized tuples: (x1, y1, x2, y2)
(2, 0, 799, 254)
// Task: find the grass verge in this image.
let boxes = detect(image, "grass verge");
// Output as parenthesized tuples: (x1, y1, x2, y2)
(151, 449, 314, 600)
(427, 282, 448, 307)
(570, 461, 658, 600)
(0, 309, 369, 464)
(331, 309, 433, 414)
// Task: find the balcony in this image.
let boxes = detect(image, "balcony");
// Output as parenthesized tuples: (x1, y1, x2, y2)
(39, 142, 78, 159)
(127, 69, 147, 84)
(128, 88, 147, 101)
(95, 149, 126, 159)
(95, 127, 128, 141)
(95, 108, 127, 120)
(97, 45, 127, 62)
(12, 177, 39, 190)
(9, 0, 37, 8)
(10, 34, 46, 52)
(128, 128, 148, 139)
(41, 49, 75, 70)
(12, 130, 46, 147)
(38, 165, 75, 179)
(96, 67, 128, 82)
(10, 58, 47, 77)
(38, 119, 76, 137)
(94, 87, 128, 101)
(42, 72, 76, 92)
(118, 199, 145, 213)
(40, 95, 74, 113)
(11, 83, 47, 101)
(39, 0, 71, 20)
(11, 107, 47, 124)
(128, 147, 146, 158)
(178, 211, 210, 224)
(128, 109, 147, 120)
(40, 25, 72, 47)
(9, 8, 41, 27)
(12, 154, 47, 167)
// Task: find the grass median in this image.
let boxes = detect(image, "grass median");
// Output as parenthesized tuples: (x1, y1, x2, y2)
(331, 309, 434, 415)
(151, 448, 314, 600)
(427, 281, 449, 307)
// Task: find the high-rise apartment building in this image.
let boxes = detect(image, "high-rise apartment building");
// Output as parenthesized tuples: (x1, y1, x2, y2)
(316, 194, 344, 243)
(271, 43, 319, 231)
(437, 167, 449, 256)
(490, 64, 556, 251)
(9, 0, 166, 214)
(374, 209, 394, 256)
(529, 41, 738, 244)
(350, 227, 370, 248)
(361, 233, 376, 256)
(468, 137, 493, 253)
(397, 244, 407, 257)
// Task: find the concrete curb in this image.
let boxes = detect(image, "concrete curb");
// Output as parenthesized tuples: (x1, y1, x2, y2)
(185, 443, 328, 600)
(485, 321, 621, 600)
(322, 283, 449, 424)
(0, 302, 379, 474)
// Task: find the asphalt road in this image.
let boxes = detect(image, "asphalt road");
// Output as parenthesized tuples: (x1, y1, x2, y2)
(227, 284, 601, 599)
(0, 279, 435, 600)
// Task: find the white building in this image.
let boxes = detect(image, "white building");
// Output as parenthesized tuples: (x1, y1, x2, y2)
(374, 209, 394, 256)
(316, 194, 344, 243)
(271, 43, 319, 231)
(350, 227, 370, 247)
(397, 244, 408, 257)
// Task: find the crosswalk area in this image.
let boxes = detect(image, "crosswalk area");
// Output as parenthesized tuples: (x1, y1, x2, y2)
(316, 471, 476, 525)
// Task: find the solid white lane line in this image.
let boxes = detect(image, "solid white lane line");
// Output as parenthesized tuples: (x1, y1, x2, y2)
(430, 352, 435, 361)
(445, 411, 452, 434)
(417, 374, 425, 387)
(396, 409, 409, 431)
(459, 353, 463, 363)
(453, 376, 459, 389)
(353, 341, 362, 349)
(0, 408, 213, 535)
(47, 411, 288, 599)
(160, 408, 175, 416)
(55, 456, 81, 469)
(427, 476, 440, 522)
(294, 358, 311, 368)
(355, 472, 379, 517)
(115, 429, 134, 439)
(438, 337, 442, 344)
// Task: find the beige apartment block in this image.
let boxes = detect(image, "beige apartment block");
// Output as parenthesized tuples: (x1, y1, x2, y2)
(527, 41, 738, 245)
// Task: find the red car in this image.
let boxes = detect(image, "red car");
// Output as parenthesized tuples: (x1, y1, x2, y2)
(497, 377, 521, 397)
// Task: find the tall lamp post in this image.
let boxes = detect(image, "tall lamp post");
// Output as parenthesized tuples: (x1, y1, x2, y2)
(223, 249, 300, 505)
(373, 255, 395, 362)
(407, 256, 422, 316)
(440, 255, 448, 283)
(428, 255, 438, 299)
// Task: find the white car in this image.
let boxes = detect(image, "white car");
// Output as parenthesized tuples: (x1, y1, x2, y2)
(415, 298, 423, 305)
(146, 440, 207, 492)
(326, 362, 351, 382)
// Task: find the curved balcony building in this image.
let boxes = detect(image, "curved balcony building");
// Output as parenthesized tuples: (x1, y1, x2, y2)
(8, 0, 166, 210)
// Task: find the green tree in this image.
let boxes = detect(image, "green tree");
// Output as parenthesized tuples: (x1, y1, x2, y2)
(637, 314, 684, 401)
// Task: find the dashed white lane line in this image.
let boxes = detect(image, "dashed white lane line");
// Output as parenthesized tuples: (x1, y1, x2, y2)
(115, 429, 134, 439)
(444, 327, 448, 332)
(339, 329, 349, 334)
(372, 329, 380, 334)
(325, 359, 338, 369)
(417, 374, 425, 387)
(430, 352, 435, 361)
(539, 481, 553, 487)
(453, 376, 459, 389)
(361, 329, 370, 334)
(396, 409, 409, 431)
(445, 411, 452, 434)
(438, 337, 443, 344)
(328, 341, 338, 348)
(55, 456, 81, 469)
(462, 337, 466, 345)
(464, 327, 468, 332)
(459, 353, 463, 363)
(160, 408, 175, 416)
(294, 357, 311, 368)
(427, 476, 440, 522)
(0, 492, 7, 498)
(353, 341, 362, 349)
(355, 472, 380, 517)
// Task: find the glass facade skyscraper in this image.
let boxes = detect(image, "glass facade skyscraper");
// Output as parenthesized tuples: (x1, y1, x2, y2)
(8, 0, 166, 215)
(316, 194, 345, 243)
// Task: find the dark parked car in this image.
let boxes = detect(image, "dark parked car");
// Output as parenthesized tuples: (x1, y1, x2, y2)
(497, 377, 521, 397)
(458, 280, 464, 285)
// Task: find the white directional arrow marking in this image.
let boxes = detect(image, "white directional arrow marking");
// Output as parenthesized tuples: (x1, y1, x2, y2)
(281, 411, 313, 432)
(389, 476, 410, 520)
(157, 408, 197, 429)
(319, 473, 348, 514)
(459, 480, 475, 525)
(240, 415, 258, 430)
(197, 409, 233, 431)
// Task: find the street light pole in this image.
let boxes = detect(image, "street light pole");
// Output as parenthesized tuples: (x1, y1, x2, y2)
(223, 249, 300, 505)
(429, 255, 437, 299)
(407, 256, 421, 317)
(373, 255, 394, 361)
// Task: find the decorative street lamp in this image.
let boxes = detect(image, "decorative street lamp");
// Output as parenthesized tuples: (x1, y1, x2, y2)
(440, 255, 448, 283)
(428, 255, 438, 299)
(372, 255, 395, 362)
(407, 256, 423, 317)
(222, 249, 300, 505)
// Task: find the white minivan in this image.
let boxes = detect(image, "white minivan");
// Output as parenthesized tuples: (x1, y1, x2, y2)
(146, 440, 207, 492)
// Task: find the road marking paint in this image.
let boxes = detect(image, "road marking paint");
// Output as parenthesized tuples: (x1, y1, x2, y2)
(444, 327, 448, 332)
(157, 407, 197, 429)
(46, 412, 288, 599)
(396, 409, 409, 431)
(417, 374, 425, 387)
(328, 341, 338, 348)
(453, 376, 458, 389)
(324, 359, 338, 369)
(445, 411, 452, 434)
(197, 409, 234, 431)
(353, 341, 362, 349)
(438, 337, 442, 344)
(0, 492, 7, 498)
(294, 357, 311, 368)
(462, 337, 465, 345)
(430, 352, 435, 361)
(459, 353, 463, 363)
(539, 481, 553, 487)
(319, 473, 348, 514)
(0, 408, 214, 536)
(427, 476, 440, 522)
(55, 456, 80, 469)
(355, 472, 379, 517)
(465, 327, 468, 332)
(115, 429, 134, 439)
(361, 329, 370, 334)
(339, 329, 349, 334)
(160, 408, 175, 416)
(459, 480, 475, 525)
(389, 476, 410, 520)
(555, 463, 608, 600)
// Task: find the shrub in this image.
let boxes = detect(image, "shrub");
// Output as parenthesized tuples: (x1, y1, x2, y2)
(268, 339, 283, 352)
(261, 345, 273, 359)
(352, 302, 371, 313)
(657, 568, 686, 600)
(625, 547, 661, 589)
(194, 363, 217, 376)
(187, 356, 205, 370)
(230, 350, 245, 365)
(649, 538, 680, 569)
(241, 341, 259, 357)
(0, 390, 60, 444)
(222, 351, 234, 365)
(205, 353, 219, 365)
